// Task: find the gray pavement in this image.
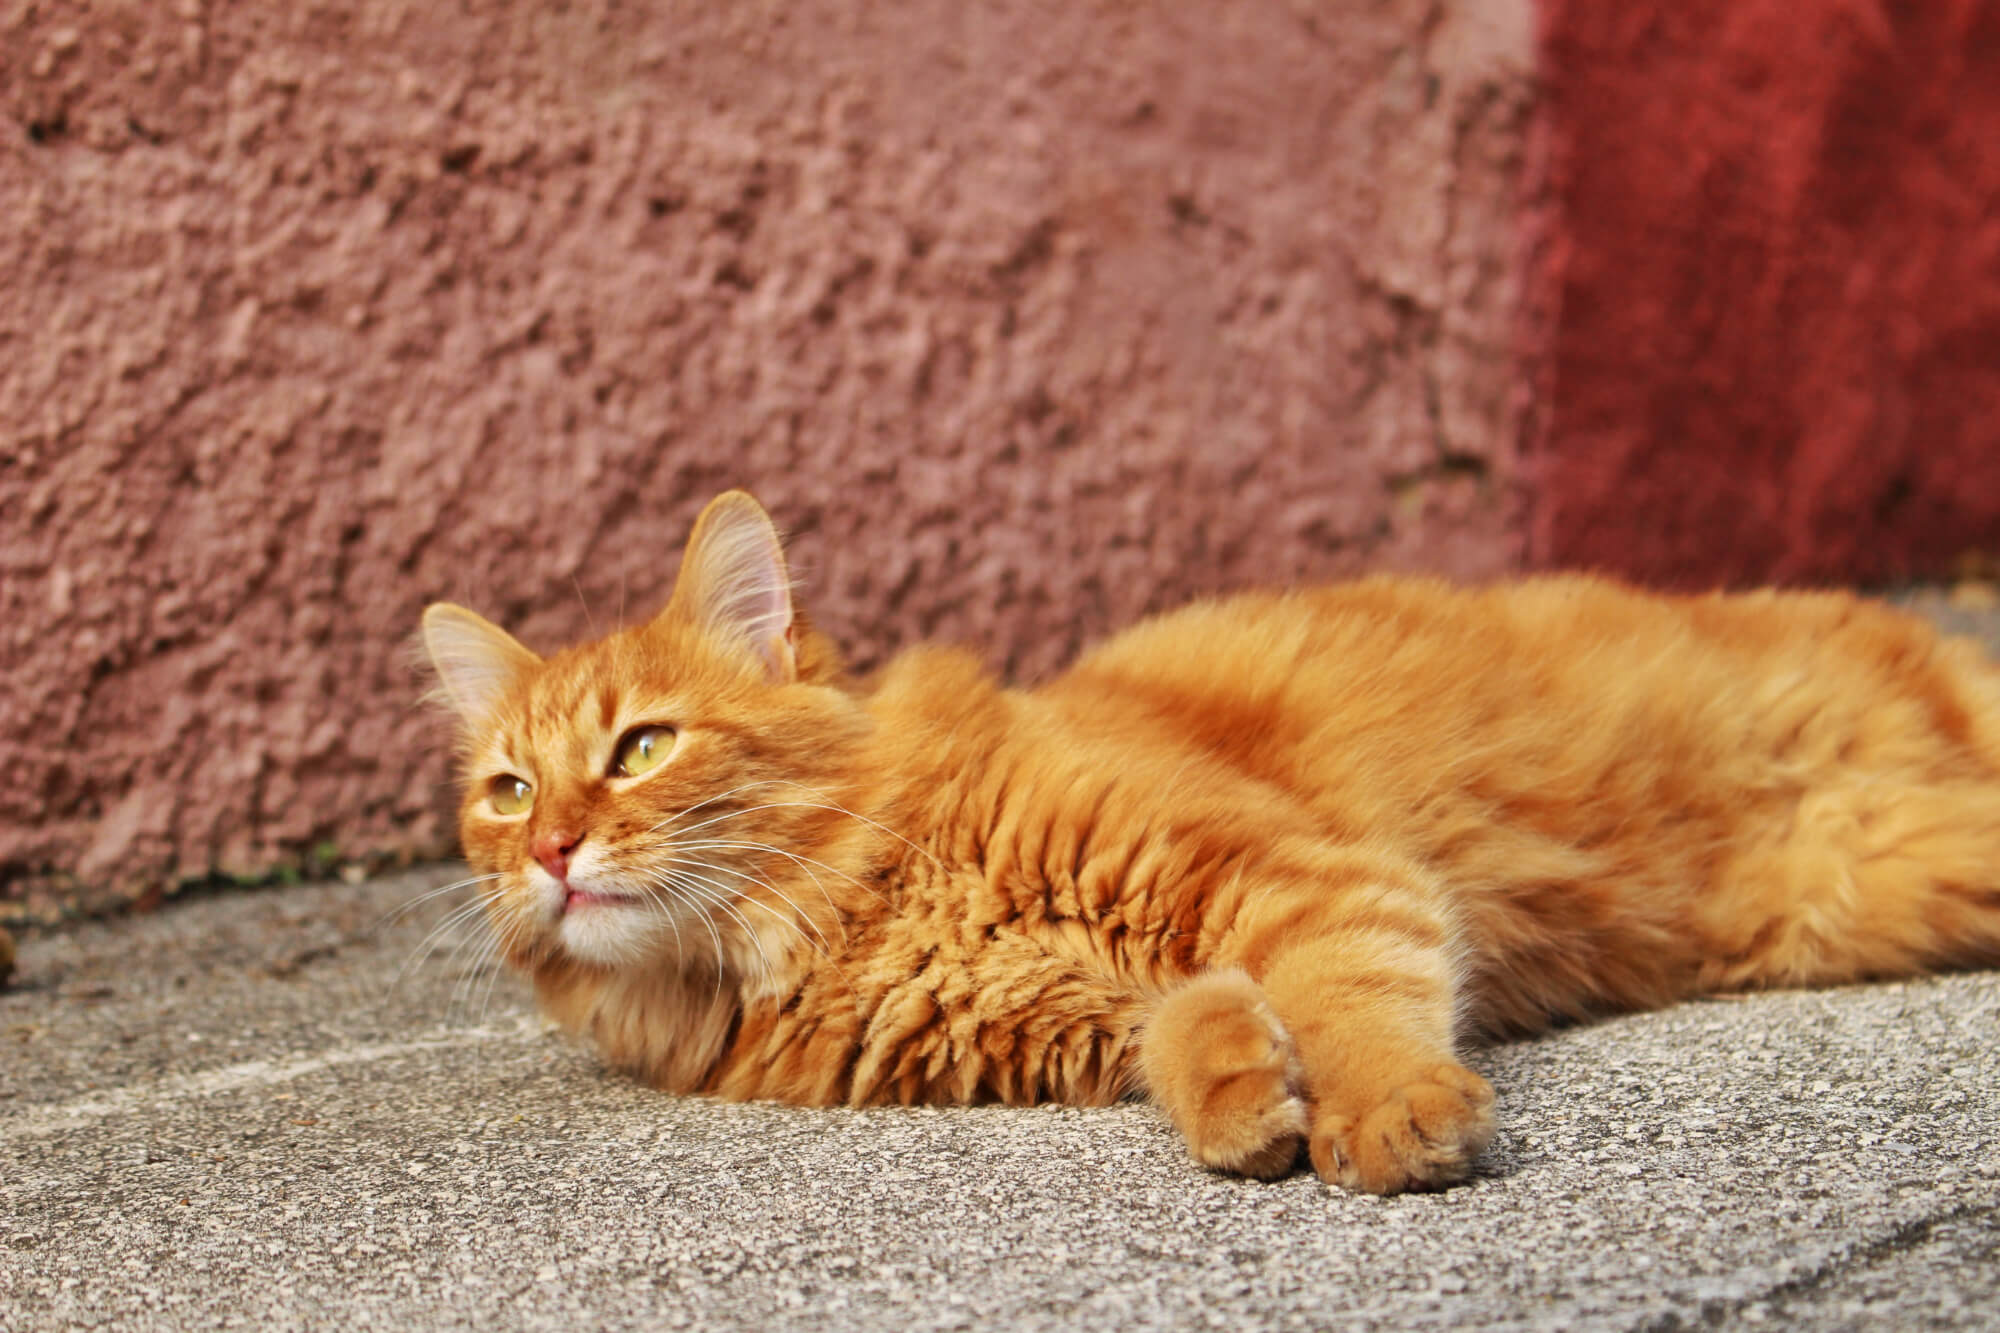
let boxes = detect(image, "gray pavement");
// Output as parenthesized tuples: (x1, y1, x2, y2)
(4, 865, 1999, 1331)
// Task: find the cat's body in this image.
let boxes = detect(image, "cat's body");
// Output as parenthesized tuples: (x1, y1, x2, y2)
(424, 492, 2000, 1193)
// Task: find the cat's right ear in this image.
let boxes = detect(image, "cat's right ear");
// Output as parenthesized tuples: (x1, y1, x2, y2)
(666, 490, 798, 682)
(421, 603, 539, 723)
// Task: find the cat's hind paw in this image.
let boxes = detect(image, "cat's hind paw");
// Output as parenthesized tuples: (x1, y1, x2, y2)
(1308, 1062, 1495, 1195)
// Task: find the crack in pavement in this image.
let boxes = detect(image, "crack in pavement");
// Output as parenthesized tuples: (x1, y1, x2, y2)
(1636, 1199, 2000, 1331)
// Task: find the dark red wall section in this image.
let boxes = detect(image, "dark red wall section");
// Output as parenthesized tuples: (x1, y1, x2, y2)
(1534, 0, 2000, 586)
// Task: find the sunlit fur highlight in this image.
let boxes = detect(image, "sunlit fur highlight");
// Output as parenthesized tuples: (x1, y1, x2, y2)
(423, 491, 2000, 1194)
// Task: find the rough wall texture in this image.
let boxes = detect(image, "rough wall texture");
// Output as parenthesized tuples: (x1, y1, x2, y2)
(2, 1, 1537, 917)
(1534, 0, 2000, 585)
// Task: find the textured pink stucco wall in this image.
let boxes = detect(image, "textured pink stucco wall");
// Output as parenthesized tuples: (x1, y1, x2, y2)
(2, 1, 1537, 918)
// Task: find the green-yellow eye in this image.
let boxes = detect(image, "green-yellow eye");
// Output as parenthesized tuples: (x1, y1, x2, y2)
(612, 725, 675, 777)
(488, 774, 533, 816)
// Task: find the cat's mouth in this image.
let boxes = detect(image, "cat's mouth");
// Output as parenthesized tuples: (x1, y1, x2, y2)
(562, 886, 639, 913)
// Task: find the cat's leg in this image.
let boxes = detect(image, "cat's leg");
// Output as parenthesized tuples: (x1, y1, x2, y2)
(1219, 862, 1495, 1194)
(1138, 969, 1309, 1178)
(1697, 780, 2000, 989)
(807, 929, 1155, 1110)
(1695, 637, 2000, 989)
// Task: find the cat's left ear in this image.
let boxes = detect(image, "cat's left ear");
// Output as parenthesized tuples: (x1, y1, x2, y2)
(667, 490, 797, 683)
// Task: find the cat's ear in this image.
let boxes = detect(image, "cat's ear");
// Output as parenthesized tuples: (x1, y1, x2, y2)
(421, 603, 540, 722)
(667, 490, 797, 682)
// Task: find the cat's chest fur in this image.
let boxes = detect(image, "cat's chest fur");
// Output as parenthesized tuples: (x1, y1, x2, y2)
(545, 655, 1281, 1105)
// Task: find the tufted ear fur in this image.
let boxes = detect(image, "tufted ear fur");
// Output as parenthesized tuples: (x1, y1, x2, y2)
(421, 602, 541, 722)
(667, 490, 797, 682)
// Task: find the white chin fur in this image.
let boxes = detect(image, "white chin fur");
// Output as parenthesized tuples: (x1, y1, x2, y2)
(524, 859, 674, 969)
(558, 902, 660, 967)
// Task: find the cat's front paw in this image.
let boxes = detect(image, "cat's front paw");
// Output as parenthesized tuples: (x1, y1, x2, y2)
(1308, 1063, 1494, 1195)
(1141, 969, 1309, 1179)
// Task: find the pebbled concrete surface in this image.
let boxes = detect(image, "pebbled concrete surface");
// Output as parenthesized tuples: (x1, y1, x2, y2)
(4, 863, 1998, 1332)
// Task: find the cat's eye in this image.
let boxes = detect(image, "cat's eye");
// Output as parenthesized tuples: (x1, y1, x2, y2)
(488, 774, 533, 816)
(611, 725, 676, 778)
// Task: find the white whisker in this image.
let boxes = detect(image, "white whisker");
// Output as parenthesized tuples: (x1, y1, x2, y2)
(641, 879, 689, 966)
(649, 869, 777, 987)
(472, 908, 533, 1023)
(396, 891, 502, 992)
(637, 872, 730, 1003)
(689, 847, 847, 947)
(448, 922, 504, 1025)
(669, 836, 884, 910)
(646, 778, 806, 837)
(664, 871, 776, 982)
(379, 872, 504, 929)
(665, 790, 943, 871)
(656, 855, 829, 957)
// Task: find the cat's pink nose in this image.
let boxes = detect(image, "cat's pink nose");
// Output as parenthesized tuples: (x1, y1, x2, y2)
(531, 828, 583, 883)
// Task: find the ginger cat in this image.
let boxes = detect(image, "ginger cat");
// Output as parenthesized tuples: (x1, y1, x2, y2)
(421, 491, 2000, 1194)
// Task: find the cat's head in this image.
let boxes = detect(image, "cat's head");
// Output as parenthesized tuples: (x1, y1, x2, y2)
(421, 491, 864, 976)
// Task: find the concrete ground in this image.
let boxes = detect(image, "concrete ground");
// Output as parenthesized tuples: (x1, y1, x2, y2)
(5, 591, 2000, 1331)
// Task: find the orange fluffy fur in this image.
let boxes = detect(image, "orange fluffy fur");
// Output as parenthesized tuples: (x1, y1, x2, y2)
(421, 491, 2000, 1194)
